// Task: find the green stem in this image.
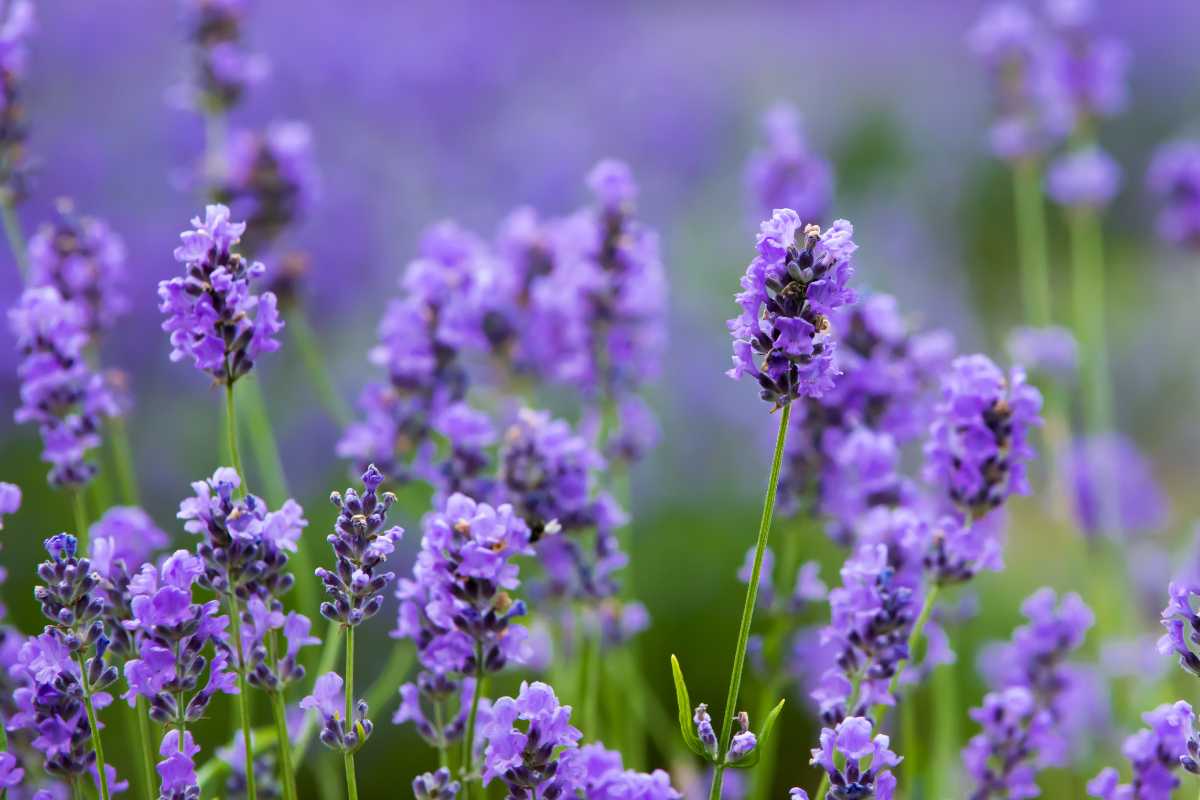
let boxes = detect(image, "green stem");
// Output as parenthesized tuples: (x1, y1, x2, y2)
(343, 626, 359, 800)
(72, 490, 90, 551)
(433, 700, 450, 769)
(1013, 159, 1053, 328)
(76, 652, 111, 800)
(461, 643, 485, 799)
(271, 689, 299, 800)
(576, 619, 600, 736)
(1067, 208, 1114, 438)
(226, 597, 258, 800)
(288, 307, 352, 426)
(109, 415, 141, 506)
(708, 404, 791, 800)
(225, 382, 249, 497)
(0, 192, 27, 278)
(930, 656, 962, 799)
(133, 697, 157, 800)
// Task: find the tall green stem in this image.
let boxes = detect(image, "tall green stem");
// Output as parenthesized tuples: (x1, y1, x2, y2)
(461, 642, 486, 800)
(708, 404, 791, 800)
(343, 626, 359, 800)
(288, 308, 352, 425)
(225, 382, 248, 496)
(0, 192, 27, 278)
(109, 415, 141, 505)
(226, 598, 258, 800)
(76, 652, 111, 800)
(132, 697, 157, 800)
(1013, 160, 1053, 328)
(1067, 208, 1113, 438)
(271, 689, 299, 800)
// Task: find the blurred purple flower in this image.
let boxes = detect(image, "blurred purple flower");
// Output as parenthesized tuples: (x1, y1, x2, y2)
(745, 102, 833, 224)
(1063, 433, 1169, 538)
(1046, 146, 1122, 210)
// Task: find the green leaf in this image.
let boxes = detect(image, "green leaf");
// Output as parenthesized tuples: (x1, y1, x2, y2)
(728, 697, 785, 769)
(670, 654, 711, 759)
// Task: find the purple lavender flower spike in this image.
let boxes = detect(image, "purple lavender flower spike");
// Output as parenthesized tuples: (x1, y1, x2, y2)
(1089, 701, 1193, 798)
(1159, 582, 1200, 678)
(181, 0, 267, 112)
(156, 730, 200, 800)
(0, 0, 34, 200)
(0, 753, 23, 790)
(810, 716, 900, 800)
(962, 687, 1047, 799)
(1006, 325, 1078, 380)
(219, 121, 317, 253)
(728, 210, 858, 407)
(1064, 433, 1169, 539)
(0, 480, 19, 529)
(479, 681, 583, 797)
(10, 287, 118, 488)
(28, 203, 130, 336)
(88, 506, 169, 658)
(1041, 2, 1129, 132)
(745, 102, 833, 225)
(413, 767, 461, 800)
(1046, 146, 1122, 210)
(693, 703, 719, 759)
(924, 354, 1042, 522)
(564, 741, 681, 799)
(301, 671, 372, 753)
(158, 205, 283, 384)
(318, 465, 403, 628)
(1147, 140, 1200, 250)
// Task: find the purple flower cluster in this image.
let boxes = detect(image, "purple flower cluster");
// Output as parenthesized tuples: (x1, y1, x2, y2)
(301, 671, 372, 753)
(1064, 433, 1169, 538)
(0, 0, 33, 198)
(969, 0, 1128, 161)
(923, 354, 1042, 520)
(157, 730, 201, 800)
(776, 293, 952, 535)
(318, 465, 403, 628)
(807, 716, 899, 800)
(158, 205, 284, 384)
(1160, 582, 1200, 677)
(745, 102, 833, 227)
(1088, 701, 1193, 800)
(10, 286, 118, 488)
(27, 203, 130, 336)
(219, 121, 317, 254)
(181, 0, 267, 112)
(728, 210, 858, 407)
(1006, 325, 1078, 380)
(88, 506, 169, 657)
(479, 681, 679, 800)
(413, 767, 461, 800)
(1147, 140, 1200, 249)
(1046, 145, 1122, 210)
(964, 589, 1094, 796)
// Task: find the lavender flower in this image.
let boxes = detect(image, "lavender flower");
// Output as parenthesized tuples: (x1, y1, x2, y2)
(564, 742, 680, 799)
(0, 480, 19, 529)
(10, 286, 118, 488)
(0, 0, 34, 200)
(1159, 583, 1200, 677)
(301, 671, 371, 753)
(158, 205, 283, 384)
(809, 716, 900, 800)
(393, 675, 478, 750)
(27, 203, 130, 336)
(962, 687, 1048, 799)
(479, 681, 581, 798)
(182, 0, 267, 112)
(218, 121, 317, 253)
(0, 753, 22, 790)
(1064, 434, 1169, 538)
(1041, 0, 1129, 132)
(1147, 140, 1200, 249)
(156, 729, 200, 800)
(413, 767, 460, 800)
(727, 210, 858, 407)
(1006, 325, 1078, 380)
(745, 103, 833, 225)
(1089, 701, 1193, 799)
(924, 354, 1042, 520)
(1046, 146, 1122, 210)
(318, 464, 403, 628)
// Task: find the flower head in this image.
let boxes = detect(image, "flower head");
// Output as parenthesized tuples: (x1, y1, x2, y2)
(745, 102, 833, 225)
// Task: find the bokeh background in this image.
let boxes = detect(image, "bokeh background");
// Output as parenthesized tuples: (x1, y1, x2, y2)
(5, 1, 1200, 797)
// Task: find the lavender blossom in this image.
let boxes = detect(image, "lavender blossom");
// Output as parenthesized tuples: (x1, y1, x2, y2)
(1006, 325, 1078, 380)
(413, 767, 461, 800)
(158, 205, 283, 384)
(318, 465, 403, 628)
(27, 204, 130, 336)
(809, 716, 900, 800)
(962, 687, 1049, 799)
(88, 508, 170, 658)
(479, 681, 581, 798)
(1147, 140, 1200, 249)
(745, 103, 833, 224)
(564, 742, 680, 799)
(156, 730, 200, 800)
(1040, 1, 1129, 133)
(1089, 701, 1193, 799)
(0, 0, 33, 200)
(10, 286, 118, 488)
(0, 480, 19, 529)
(924, 354, 1042, 520)
(1064, 434, 1169, 538)
(218, 121, 317, 253)
(1046, 146, 1122, 210)
(301, 671, 371, 753)
(181, 0, 267, 111)
(727, 210, 858, 407)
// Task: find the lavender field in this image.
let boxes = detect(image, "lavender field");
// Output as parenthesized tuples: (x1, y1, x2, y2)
(3, 1, 1200, 799)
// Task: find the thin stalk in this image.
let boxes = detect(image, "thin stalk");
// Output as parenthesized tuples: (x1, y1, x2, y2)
(288, 307, 352, 426)
(225, 382, 248, 497)
(461, 642, 486, 799)
(109, 415, 141, 505)
(133, 697, 157, 800)
(76, 652, 111, 800)
(1013, 159, 1053, 328)
(72, 778, 84, 800)
(226, 598, 258, 800)
(433, 700, 450, 769)
(195, 724, 278, 790)
(271, 689, 299, 800)
(901, 691, 920, 798)
(708, 404, 791, 800)
(1067, 208, 1114, 438)
(0, 192, 28, 277)
(343, 625, 359, 800)
(72, 490, 90, 551)
(575, 620, 600, 736)
(930, 658, 962, 799)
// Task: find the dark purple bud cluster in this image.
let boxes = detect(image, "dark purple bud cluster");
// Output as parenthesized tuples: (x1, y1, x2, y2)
(12, 637, 99, 779)
(413, 767, 461, 800)
(218, 122, 316, 254)
(242, 597, 317, 692)
(34, 535, 115, 680)
(302, 672, 373, 753)
(182, 0, 265, 112)
(318, 464, 403, 627)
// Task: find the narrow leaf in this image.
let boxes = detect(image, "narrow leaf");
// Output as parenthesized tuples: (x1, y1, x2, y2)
(670, 654, 710, 759)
